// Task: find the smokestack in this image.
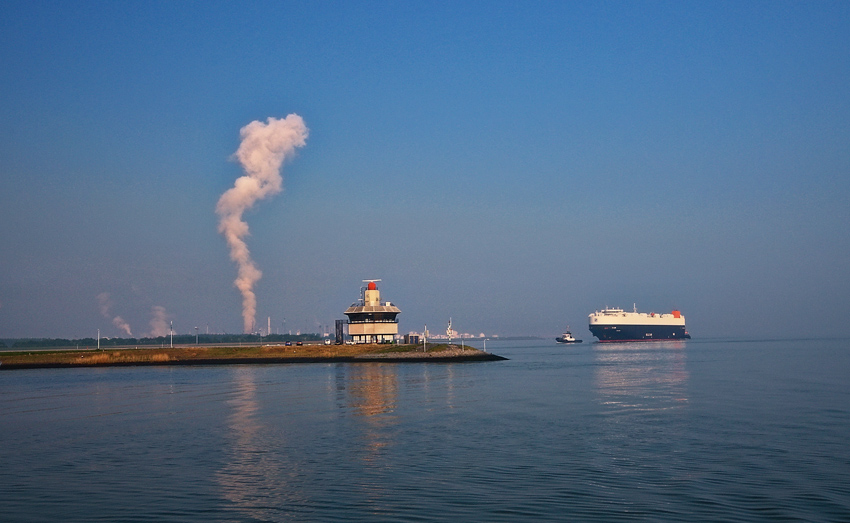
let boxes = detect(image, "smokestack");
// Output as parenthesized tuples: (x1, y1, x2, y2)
(216, 114, 308, 333)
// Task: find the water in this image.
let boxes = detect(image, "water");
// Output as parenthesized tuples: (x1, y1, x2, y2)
(2, 338, 849, 522)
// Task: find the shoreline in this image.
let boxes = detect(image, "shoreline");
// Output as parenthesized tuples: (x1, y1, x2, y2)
(0, 343, 507, 370)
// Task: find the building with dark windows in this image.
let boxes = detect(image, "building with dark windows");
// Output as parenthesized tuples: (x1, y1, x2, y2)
(344, 280, 401, 344)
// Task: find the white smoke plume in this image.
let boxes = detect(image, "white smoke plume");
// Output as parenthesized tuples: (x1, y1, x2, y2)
(97, 292, 111, 316)
(147, 305, 169, 338)
(216, 114, 308, 333)
(96, 292, 133, 336)
(112, 316, 132, 337)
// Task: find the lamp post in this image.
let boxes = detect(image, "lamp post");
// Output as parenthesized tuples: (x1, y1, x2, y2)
(195, 326, 198, 345)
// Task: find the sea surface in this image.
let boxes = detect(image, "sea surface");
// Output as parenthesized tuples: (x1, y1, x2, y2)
(2, 337, 849, 522)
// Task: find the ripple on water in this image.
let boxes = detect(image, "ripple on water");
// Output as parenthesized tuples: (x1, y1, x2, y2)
(1, 340, 850, 521)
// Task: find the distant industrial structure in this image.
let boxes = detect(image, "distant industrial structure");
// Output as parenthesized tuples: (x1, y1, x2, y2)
(343, 280, 401, 344)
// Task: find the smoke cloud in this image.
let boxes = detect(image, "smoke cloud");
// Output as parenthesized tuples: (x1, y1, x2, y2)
(147, 305, 169, 338)
(97, 292, 133, 336)
(216, 114, 308, 333)
(112, 316, 132, 337)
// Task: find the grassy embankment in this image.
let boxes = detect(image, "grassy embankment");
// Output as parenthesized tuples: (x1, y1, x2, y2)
(0, 343, 504, 369)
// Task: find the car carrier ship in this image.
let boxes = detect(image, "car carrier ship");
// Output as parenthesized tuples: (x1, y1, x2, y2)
(588, 305, 690, 342)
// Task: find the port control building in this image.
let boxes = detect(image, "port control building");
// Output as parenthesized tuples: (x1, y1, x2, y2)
(344, 280, 401, 344)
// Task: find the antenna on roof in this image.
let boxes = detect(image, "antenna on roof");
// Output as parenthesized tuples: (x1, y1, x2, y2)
(360, 279, 382, 304)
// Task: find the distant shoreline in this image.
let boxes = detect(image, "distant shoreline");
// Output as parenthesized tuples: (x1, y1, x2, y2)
(0, 343, 507, 370)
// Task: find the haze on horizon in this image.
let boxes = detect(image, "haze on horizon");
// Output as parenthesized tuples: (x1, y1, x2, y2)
(1, 2, 848, 341)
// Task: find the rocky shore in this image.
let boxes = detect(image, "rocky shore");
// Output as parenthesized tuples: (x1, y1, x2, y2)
(0, 343, 506, 370)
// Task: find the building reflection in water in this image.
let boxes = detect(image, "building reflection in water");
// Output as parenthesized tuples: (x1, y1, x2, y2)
(215, 362, 448, 517)
(216, 367, 304, 520)
(329, 362, 403, 512)
(594, 340, 689, 413)
(335, 363, 399, 464)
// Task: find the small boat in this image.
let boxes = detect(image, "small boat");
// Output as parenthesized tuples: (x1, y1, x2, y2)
(556, 327, 582, 344)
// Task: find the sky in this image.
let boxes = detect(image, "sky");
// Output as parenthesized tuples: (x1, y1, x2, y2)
(1, 1, 848, 340)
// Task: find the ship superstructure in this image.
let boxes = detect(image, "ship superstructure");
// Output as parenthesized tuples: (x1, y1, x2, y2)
(588, 305, 690, 342)
(344, 280, 401, 344)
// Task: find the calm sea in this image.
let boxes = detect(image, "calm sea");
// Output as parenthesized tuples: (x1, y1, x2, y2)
(2, 338, 849, 522)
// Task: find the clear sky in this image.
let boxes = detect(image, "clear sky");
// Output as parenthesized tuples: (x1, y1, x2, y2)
(1, 1, 848, 340)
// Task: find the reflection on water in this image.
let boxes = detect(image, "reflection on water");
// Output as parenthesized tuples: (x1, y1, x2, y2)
(594, 341, 689, 413)
(216, 367, 304, 520)
(3, 340, 849, 521)
(334, 363, 402, 512)
(336, 363, 399, 465)
(214, 363, 443, 520)
(346, 364, 398, 418)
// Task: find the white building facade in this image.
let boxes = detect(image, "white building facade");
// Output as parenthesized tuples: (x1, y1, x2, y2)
(344, 280, 401, 344)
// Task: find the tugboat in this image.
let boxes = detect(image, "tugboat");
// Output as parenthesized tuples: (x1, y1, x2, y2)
(555, 326, 582, 344)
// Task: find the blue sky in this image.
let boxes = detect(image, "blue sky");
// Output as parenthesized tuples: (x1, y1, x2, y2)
(1, 1, 848, 339)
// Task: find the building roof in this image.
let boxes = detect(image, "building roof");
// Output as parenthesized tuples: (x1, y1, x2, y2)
(344, 304, 401, 315)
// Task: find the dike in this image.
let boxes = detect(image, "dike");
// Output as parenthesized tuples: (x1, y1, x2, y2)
(0, 344, 506, 370)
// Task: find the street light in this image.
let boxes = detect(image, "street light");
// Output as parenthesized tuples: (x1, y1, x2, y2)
(195, 326, 198, 345)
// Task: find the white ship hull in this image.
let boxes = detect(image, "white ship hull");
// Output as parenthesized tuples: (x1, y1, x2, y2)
(588, 307, 690, 342)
